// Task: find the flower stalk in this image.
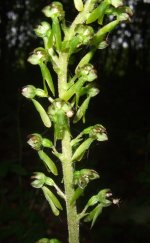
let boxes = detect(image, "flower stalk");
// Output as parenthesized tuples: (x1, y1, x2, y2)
(22, 1, 132, 242)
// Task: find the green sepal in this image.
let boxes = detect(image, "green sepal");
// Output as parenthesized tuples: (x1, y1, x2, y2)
(52, 17, 62, 51)
(84, 204, 103, 228)
(74, 0, 84, 12)
(39, 62, 55, 96)
(72, 137, 94, 162)
(31, 99, 51, 128)
(73, 96, 91, 123)
(86, 0, 110, 24)
(42, 186, 63, 216)
(38, 150, 58, 176)
(70, 187, 84, 205)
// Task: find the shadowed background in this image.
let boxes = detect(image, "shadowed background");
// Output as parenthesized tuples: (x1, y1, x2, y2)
(0, 0, 150, 242)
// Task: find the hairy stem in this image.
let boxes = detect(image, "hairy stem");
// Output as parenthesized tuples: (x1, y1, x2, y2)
(58, 53, 79, 243)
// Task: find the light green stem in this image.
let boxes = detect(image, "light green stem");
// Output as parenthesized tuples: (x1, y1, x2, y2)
(58, 53, 80, 243)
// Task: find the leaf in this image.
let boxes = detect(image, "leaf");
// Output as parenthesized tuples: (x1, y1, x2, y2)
(93, 19, 119, 46)
(84, 204, 103, 228)
(72, 137, 94, 162)
(75, 49, 96, 73)
(38, 150, 58, 176)
(42, 186, 63, 216)
(40, 62, 55, 96)
(52, 17, 62, 51)
(86, 0, 110, 24)
(70, 187, 84, 205)
(110, 0, 123, 8)
(73, 96, 91, 123)
(74, 0, 84, 12)
(31, 99, 51, 128)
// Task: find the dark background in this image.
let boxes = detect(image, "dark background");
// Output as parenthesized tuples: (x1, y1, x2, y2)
(0, 0, 150, 242)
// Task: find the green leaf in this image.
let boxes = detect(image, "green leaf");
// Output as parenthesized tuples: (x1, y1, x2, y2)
(73, 96, 91, 123)
(72, 137, 94, 162)
(75, 49, 96, 72)
(52, 17, 62, 51)
(40, 62, 55, 96)
(86, 0, 110, 24)
(110, 0, 123, 8)
(84, 204, 103, 227)
(93, 19, 119, 46)
(31, 99, 51, 128)
(74, 0, 84, 12)
(70, 187, 84, 205)
(42, 186, 63, 216)
(86, 195, 99, 207)
(38, 150, 58, 176)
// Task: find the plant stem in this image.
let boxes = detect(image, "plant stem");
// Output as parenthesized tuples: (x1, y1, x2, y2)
(58, 53, 80, 243)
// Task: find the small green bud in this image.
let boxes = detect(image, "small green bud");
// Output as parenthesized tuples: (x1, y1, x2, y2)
(27, 133, 42, 151)
(31, 172, 46, 188)
(22, 85, 36, 99)
(76, 64, 97, 82)
(35, 88, 48, 98)
(88, 86, 100, 97)
(74, 0, 84, 12)
(110, 0, 123, 8)
(42, 138, 53, 148)
(42, 2, 65, 20)
(34, 21, 51, 38)
(28, 48, 48, 65)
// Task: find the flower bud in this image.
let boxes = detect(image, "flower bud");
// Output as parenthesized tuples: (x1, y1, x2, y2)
(48, 99, 73, 116)
(88, 86, 100, 97)
(76, 64, 97, 82)
(22, 85, 36, 99)
(42, 2, 65, 20)
(28, 48, 48, 65)
(27, 133, 42, 151)
(31, 172, 46, 188)
(89, 124, 108, 141)
(42, 138, 53, 148)
(34, 21, 51, 38)
(75, 24, 94, 45)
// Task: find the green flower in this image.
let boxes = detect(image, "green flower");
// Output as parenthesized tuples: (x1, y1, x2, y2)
(42, 2, 65, 20)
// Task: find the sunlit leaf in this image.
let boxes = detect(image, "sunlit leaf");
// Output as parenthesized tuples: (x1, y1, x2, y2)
(31, 99, 51, 128)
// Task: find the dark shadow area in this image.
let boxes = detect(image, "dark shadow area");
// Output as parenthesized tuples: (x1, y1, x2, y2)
(0, 0, 150, 242)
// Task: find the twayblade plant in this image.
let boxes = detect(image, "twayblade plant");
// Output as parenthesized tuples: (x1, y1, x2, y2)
(22, 1, 132, 242)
